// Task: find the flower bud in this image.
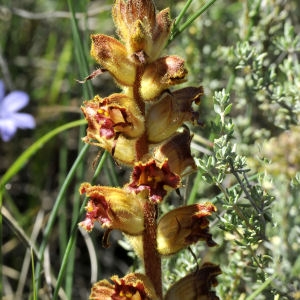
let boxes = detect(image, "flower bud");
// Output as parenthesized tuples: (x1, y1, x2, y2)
(113, 0, 163, 62)
(140, 56, 188, 101)
(79, 183, 144, 235)
(90, 34, 136, 86)
(152, 128, 196, 176)
(112, 0, 156, 43)
(146, 86, 203, 143)
(90, 273, 159, 300)
(157, 203, 217, 255)
(150, 8, 172, 60)
(164, 263, 221, 300)
(126, 159, 181, 203)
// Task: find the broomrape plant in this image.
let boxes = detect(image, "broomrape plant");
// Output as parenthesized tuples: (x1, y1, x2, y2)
(78, 0, 221, 298)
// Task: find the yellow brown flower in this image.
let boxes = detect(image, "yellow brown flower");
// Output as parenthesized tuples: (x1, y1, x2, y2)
(146, 86, 203, 143)
(164, 263, 221, 300)
(79, 183, 144, 235)
(139, 56, 188, 101)
(157, 203, 217, 255)
(90, 273, 159, 300)
(90, 34, 136, 86)
(112, 0, 172, 62)
(81, 94, 145, 164)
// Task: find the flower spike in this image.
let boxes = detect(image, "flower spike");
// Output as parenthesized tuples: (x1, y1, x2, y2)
(79, 0, 220, 298)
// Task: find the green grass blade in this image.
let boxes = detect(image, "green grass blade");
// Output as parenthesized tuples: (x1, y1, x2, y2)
(0, 119, 86, 191)
(62, 0, 94, 297)
(245, 273, 277, 300)
(169, 0, 218, 43)
(33, 142, 90, 297)
(173, 0, 194, 28)
(52, 151, 108, 299)
(31, 248, 37, 300)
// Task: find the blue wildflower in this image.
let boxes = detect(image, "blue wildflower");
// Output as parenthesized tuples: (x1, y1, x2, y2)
(0, 80, 35, 142)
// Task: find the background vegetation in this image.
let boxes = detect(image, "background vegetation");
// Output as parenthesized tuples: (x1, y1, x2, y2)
(1, 0, 299, 299)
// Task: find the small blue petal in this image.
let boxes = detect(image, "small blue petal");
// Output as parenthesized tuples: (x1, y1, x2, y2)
(0, 80, 4, 102)
(0, 119, 17, 142)
(1, 91, 29, 113)
(12, 113, 36, 129)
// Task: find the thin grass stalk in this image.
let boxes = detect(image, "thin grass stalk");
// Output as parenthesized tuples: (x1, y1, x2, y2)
(53, 151, 109, 299)
(34, 142, 90, 297)
(169, 0, 218, 43)
(58, 140, 68, 287)
(65, 126, 88, 297)
(0, 119, 86, 190)
(173, 0, 194, 28)
(31, 248, 37, 300)
(56, 0, 103, 297)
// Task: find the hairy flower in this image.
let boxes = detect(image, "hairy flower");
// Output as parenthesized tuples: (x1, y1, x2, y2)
(79, 183, 144, 235)
(157, 203, 217, 255)
(82, 94, 144, 139)
(146, 86, 203, 143)
(0, 80, 35, 142)
(164, 263, 221, 300)
(127, 159, 181, 203)
(140, 56, 188, 101)
(81, 94, 145, 164)
(90, 34, 136, 86)
(90, 273, 159, 300)
(112, 0, 172, 62)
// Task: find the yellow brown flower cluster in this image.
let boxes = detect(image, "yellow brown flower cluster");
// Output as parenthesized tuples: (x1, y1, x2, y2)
(78, 0, 221, 299)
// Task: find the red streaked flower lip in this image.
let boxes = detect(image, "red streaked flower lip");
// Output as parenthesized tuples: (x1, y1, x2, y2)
(127, 159, 181, 203)
(90, 273, 159, 300)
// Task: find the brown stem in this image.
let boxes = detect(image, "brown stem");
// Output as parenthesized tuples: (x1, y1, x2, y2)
(133, 64, 162, 297)
(143, 201, 162, 299)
